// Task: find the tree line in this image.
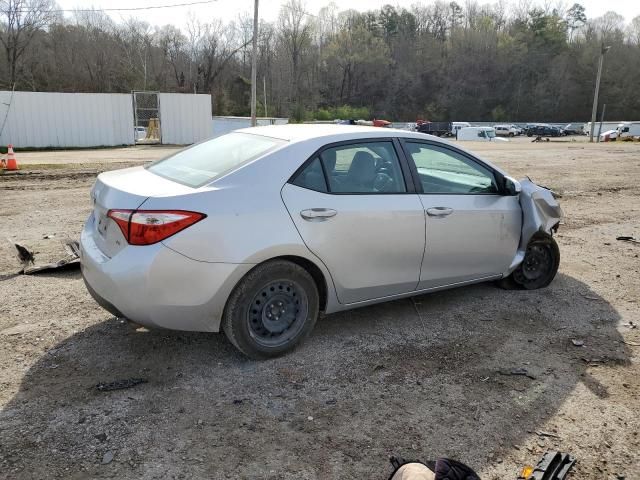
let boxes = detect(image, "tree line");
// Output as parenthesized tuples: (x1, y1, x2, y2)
(1, 0, 639, 122)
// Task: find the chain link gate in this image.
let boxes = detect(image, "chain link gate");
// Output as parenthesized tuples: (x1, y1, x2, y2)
(132, 91, 161, 144)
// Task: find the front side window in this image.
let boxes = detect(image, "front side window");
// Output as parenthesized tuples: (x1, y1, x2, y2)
(404, 142, 498, 194)
(147, 132, 285, 188)
(321, 142, 407, 193)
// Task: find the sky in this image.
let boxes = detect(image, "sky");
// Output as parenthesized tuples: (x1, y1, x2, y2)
(55, 0, 640, 28)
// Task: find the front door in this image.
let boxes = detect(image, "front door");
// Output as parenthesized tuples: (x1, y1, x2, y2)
(401, 140, 521, 289)
(281, 140, 425, 304)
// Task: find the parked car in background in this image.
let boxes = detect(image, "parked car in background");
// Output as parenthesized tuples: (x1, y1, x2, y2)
(562, 123, 584, 135)
(494, 125, 518, 137)
(80, 124, 561, 358)
(527, 125, 563, 137)
(457, 126, 508, 142)
(599, 129, 618, 141)
(616, 122, 640, 139)
(134, 126, 147, 141)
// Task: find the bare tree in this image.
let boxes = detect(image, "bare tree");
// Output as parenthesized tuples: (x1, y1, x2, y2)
(278, 0, 313, 118)
(0, 0, 57, 87)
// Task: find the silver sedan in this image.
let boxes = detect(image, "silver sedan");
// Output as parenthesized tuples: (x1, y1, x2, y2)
(80, 125, 562, 358)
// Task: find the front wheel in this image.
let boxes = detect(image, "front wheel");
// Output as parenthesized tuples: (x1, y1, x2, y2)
(222, 260, 319, 359)
(498, 234, 560, 290)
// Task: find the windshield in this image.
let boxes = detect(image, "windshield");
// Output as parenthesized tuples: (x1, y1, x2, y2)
(147, 133, 285, 188)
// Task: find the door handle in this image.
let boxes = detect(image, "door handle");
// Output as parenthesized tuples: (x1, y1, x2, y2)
(300, 208, 337, 221)
(426, 207, 453, 217)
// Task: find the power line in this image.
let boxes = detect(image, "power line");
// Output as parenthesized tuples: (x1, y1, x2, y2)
(9, 0, 217, 14)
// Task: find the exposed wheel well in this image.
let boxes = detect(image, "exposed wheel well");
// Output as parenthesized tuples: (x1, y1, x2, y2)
(277, 255, 328, 311)
(230, 256, 329, 312)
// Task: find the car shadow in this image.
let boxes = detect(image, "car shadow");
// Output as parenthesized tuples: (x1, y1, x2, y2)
(0, 273, 630, 479)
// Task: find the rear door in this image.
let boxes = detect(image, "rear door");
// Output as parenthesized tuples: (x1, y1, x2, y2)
(281, 139, 425, 304)
(400, 140, 521, 289)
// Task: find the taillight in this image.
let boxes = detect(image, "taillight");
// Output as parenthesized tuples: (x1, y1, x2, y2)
(107, 210, 206, 246)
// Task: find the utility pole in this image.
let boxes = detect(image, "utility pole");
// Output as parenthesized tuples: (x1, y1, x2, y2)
(263, 76, 268, 118)
(250, 0, 259, 127)
(589, 44, 610, 143)
(597, 103, 606, 143)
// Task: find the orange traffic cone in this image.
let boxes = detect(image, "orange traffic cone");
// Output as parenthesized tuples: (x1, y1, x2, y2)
(5, 144, 18, 170)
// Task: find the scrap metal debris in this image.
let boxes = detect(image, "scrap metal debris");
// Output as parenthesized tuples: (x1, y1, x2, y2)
(571, 339, 585, 347)
(95, 378, 148, 392)
(616, 236, 640, 245)
(8, 238, 81, 274)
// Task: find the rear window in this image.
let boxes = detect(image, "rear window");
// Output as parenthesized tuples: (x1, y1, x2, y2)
(147, 132, 285, 187)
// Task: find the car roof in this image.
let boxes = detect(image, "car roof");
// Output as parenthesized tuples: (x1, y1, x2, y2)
(236, 123, 430, 143)
(231, 123, 510, 179)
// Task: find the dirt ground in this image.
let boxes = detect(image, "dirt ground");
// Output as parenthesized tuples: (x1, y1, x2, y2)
(1, 138, 639, 479)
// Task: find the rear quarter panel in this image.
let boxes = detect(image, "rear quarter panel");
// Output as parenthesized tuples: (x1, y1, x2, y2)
(142, 142, 326, 265)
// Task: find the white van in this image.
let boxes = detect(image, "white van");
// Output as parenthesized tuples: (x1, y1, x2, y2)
(616, 122, 640, 139)
(457, 126, 508, 142)
(452, 122, 471, 135)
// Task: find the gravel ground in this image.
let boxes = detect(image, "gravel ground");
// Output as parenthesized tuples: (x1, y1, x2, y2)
(0, 139, 639, 479)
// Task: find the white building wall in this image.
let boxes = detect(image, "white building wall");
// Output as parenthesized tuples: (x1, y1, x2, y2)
(159, 93, 212, 145)
(0, 91, 134, 148)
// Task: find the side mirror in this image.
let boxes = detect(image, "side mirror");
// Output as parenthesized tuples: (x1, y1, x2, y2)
(504, 176, 522, 195)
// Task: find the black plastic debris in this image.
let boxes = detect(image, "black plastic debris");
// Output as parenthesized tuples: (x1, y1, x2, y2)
(499, 368, 536, 380)
(11, 241, 35, 267)
(96, 378, 148, 392)
(616, 236, 639, 245)
(518, 451, 576, 480)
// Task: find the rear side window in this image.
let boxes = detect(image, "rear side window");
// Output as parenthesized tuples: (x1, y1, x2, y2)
(147, 132, 285, 188)
(323, 141, 406, 193)
(290, 141, 406, 194)
(291, 157, 328, 192)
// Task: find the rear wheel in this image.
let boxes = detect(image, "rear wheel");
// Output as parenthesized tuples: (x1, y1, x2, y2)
(222, 260, 319, 359)
(498, 234, 560, 290)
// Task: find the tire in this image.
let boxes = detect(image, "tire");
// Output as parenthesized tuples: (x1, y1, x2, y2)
(496, 275, 520, 290)
(527, 132, 533, 137)
(510, 234, 560, 290)
(222, 260, 319, 359)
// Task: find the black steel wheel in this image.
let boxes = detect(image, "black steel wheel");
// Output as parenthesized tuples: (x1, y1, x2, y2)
(246, 279, 309, 348)
(222, 260, 319, 359)
(512, 234, 560, 290)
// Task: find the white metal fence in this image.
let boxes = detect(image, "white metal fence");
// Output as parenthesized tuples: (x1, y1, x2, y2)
(0, 91, 134, 148)
(0, 91, 213, 148)
(160, 93, 212, 145)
